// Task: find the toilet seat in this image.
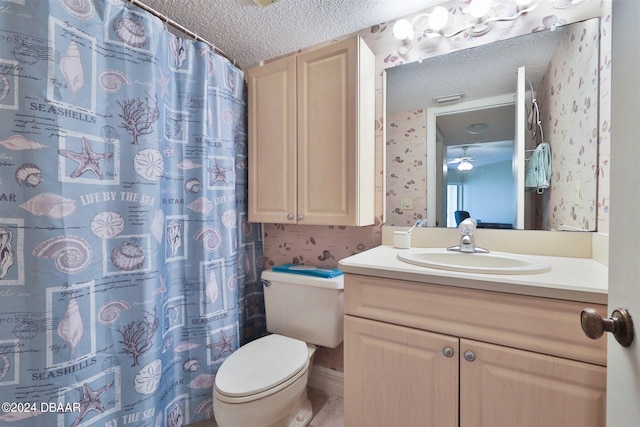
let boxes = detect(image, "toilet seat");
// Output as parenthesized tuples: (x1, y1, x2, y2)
(214, 334, 309, 404)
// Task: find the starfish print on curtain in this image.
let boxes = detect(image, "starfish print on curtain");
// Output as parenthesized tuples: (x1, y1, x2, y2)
(208, 158, 232, 186)
(58, 137, 113, 179)
(208, 329, 235, 361)
(70, 382, 115, 427)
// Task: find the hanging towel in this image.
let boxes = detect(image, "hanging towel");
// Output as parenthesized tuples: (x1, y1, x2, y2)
(525, 142, 552, 194)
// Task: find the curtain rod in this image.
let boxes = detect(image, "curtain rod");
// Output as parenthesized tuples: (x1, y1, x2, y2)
(129, 0, 237, 66)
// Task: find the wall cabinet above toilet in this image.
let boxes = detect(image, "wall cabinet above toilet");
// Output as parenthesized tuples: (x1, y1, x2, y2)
(247, 36, 376, 226)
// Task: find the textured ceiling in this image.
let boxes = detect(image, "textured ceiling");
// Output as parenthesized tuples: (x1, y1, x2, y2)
(140, 0, 446, 69)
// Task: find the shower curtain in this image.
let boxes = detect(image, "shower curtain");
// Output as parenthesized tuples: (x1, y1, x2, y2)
(0, 0, 265, 425)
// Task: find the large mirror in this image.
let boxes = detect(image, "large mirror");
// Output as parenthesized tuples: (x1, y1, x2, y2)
(385, 18, 600, 231)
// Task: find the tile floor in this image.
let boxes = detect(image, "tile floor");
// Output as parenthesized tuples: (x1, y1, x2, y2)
(187, 387, 344, 427)
(308, 387, 344, 427)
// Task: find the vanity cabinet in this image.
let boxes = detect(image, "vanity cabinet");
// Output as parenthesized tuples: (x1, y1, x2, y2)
(344, 274, 607, 427)
(246, 36, 375, 226)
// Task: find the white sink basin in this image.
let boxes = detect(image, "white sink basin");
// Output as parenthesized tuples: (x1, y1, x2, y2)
(397, 248, 551, 275)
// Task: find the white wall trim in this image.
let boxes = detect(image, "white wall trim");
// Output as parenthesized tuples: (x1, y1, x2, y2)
(308, 365, 344, 398)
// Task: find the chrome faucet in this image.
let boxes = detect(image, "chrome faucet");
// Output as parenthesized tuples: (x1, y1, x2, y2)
(447, 218, 489, 253)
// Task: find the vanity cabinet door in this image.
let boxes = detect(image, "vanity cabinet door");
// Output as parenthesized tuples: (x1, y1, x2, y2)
(460, 339, 606, 427)
(344, 315, 459, 427)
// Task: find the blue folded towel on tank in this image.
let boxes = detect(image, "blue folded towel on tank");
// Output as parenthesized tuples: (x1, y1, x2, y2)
(271, 263, 344, 278)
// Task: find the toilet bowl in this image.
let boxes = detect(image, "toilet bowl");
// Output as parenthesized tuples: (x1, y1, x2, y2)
(212, 269, 344, 427)
(213, 334, 316, 427)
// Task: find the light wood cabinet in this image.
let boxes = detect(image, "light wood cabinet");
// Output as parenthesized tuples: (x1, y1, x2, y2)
(345, 316, 459, 427)
(344, 274, 607, 427)
(246, 36, 375, 226)
(460, 339, 606, 427)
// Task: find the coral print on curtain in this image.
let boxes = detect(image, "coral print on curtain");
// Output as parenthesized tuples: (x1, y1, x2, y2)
(0, 0, 265, 425)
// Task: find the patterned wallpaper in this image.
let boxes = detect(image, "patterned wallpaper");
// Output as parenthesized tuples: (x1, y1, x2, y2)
(263, 0, 610, 269)
(386, 109, 428, 226)
(535, 18, 601, 231)
(262, 222, 382, 269)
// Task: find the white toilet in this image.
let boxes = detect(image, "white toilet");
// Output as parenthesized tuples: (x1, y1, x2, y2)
(213, 269, 344, 427)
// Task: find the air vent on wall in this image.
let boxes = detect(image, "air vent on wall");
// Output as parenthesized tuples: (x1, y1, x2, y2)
(254, 0, 282, 7)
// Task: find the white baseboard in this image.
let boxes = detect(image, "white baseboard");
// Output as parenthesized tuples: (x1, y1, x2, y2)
(308, 365, 344, 398)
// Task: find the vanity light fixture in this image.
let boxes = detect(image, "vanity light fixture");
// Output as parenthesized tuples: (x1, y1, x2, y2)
(391, 0, 574, 53)
(392, 18, 414, 41)
(392, 18, 415, 55)
(468, 0, 493, 19)
(428, 6, 450, 33)
(406, 6, 451, 39)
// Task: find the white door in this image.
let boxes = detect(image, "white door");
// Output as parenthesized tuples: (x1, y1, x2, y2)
(606, 0, 640, 424)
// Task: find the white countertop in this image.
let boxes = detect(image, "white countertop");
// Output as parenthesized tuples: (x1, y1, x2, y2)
(338, 245, 608, 305)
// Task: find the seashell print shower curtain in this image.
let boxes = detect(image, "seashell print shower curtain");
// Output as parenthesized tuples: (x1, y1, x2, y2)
(0, 0, 266, 425)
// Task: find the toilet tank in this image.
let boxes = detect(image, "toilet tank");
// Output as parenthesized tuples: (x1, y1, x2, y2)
(261, 269, 344, 348)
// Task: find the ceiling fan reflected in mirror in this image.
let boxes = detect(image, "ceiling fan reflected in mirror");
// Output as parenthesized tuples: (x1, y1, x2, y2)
(449, 146, 475, 171)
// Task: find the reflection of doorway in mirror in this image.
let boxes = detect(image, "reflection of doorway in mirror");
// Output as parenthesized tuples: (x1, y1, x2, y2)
(428, 94, 518, 229)
(446, 143, 516, 229)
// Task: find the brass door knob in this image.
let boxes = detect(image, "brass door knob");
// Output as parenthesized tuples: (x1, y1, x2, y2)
(581, 307, 635, 347)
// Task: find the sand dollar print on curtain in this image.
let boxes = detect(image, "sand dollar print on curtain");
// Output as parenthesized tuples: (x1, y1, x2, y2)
(0, 0, 265, 425)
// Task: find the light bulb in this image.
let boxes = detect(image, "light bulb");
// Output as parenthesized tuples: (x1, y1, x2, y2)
(392, 19, 414, 41)
(429, 6, 449, 32)
(468, 0, 492, 18)
(457, 160, 474, 171)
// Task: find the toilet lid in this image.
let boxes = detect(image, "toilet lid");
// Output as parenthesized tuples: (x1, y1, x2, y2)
(215, 334, 309, 398)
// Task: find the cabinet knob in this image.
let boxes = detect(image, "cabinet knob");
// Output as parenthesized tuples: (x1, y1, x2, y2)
(287, 214, 294, 220)
(463, 350, 476, 362)
(296, 214, 302, 221)
(442, 346, 454, 358)
(581, 307, 634, 347)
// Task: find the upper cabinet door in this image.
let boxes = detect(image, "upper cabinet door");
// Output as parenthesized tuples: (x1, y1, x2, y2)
(247, 56, 297, 223)
(247, 36, 375, 226)
(296, 37, 375, 226)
